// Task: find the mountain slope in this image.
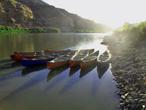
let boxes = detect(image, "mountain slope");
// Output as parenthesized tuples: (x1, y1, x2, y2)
(0, 0, 33, 27)
(0, 0, 110, 32)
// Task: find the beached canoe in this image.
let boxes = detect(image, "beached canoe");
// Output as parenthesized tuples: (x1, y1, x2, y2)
(10, 52, 39, 62)
(20, 56, 54, 67)
(20, 49, 74, 67)
(47, 49, 94, 69)
(47, 52, 76, 69)
(97, 51, 111, 63)
(69, 49, 94, 68)
(10, 49, 76, 62)
(96, 51, 111, 78)
(80, 50, 99, 69)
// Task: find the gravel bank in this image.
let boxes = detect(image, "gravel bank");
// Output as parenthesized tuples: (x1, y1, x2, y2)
(103, 36, 146, 110)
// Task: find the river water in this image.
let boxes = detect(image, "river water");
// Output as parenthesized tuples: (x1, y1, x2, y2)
(0, 33, 119, 110)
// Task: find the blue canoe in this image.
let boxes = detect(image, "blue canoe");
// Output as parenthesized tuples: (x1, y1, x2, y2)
(21, 57, 53, 67)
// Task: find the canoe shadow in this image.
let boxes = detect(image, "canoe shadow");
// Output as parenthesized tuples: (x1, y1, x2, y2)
(22, 65, 47, 76)
(45, 66, 69, 91)
(69, 66, 80, 76)
(80, 64, 97, 78)
(47, 65, 69, 81)
(0, 61, 21, 70)
(59, 64, 97, 94)
(97, 61, 110, 79)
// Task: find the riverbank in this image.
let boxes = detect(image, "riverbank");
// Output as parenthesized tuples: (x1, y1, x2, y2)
(0, 26, 60, 33)
(104, 35, 146, 109)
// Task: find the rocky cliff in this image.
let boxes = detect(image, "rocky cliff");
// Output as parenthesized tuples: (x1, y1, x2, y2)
(0, 0, 110, 32)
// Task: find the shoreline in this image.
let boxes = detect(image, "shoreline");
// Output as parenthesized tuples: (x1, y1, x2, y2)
(103, 36, 146, 109)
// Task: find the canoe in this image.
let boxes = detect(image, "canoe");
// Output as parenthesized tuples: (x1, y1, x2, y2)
(96, 51, 111, 78)
(47, 49, 93, 69)
(20, 56, 54, 67)
(10, 49, 76, 62)
(80, 50, 99, 69)
(97, 51, 111, 63)
(69, 49, 94, 68)
(20, 50, 75, 67)
(10, 52, 39, 62)
(47, 51, 76, 69)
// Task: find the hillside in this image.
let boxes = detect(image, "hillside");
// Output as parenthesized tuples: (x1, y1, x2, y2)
(0, 0, 110, 32)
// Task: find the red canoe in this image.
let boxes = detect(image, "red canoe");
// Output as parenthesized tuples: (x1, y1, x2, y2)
(10, 49, 76, 62)
(47, 49, 94, 69)
(10, 52, 39, 62)
(47, 52, 75, 69)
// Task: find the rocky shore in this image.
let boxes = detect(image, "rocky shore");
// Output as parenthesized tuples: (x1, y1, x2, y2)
(103, 35, 146, 110)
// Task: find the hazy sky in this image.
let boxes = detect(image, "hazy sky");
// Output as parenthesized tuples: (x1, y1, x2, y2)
(43, 0, 146, 28)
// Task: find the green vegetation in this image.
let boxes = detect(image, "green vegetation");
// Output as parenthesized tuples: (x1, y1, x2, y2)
(0, 25, 60, 33)
(74, 28, 107, 33)
(115, 22, 146, 38)
(113, 22, 146, 44)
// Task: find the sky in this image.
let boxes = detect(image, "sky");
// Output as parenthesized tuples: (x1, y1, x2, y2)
(43, 0, 146, 28)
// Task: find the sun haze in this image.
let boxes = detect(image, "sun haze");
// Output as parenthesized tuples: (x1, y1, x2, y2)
(43, 0, 146, 28)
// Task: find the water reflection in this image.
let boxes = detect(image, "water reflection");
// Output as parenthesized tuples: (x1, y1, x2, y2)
(0, 33, 119, 110)
(69, 66, 80, 76)
(0, 62, 118, 110)
(47, 66, 69, 81)
(45, 68, 70, 91)
(80, 64, 97, 78)
(0, 60, 110, 83)
(1, 70, 47, 102)
(22, 65, 46, 76)
(97, 62, 110, 79)
(0, 60, 23, 77)
(0, 60, 18, 70)
(0, 33, 106, 59)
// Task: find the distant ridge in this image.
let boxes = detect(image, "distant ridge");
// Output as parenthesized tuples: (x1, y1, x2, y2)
(0, 0, 111, 32)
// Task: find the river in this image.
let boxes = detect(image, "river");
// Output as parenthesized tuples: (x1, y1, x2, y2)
(0, 33, 119, 110)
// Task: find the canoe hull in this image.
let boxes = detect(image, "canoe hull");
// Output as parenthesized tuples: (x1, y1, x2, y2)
(80, 58, 97, 70)
(69, 49, 95, 68)
(80, 51, 99, 69)
(47, 61, 68, 69)
(11, 53, 37, 62)
(97, 60, 110, 69)
(21, 58, 52, 67)
(69, 60, 81, 68)
(10, 50, 72, 62)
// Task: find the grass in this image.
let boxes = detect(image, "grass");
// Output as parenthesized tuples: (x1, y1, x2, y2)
(0, 26, 61, 33)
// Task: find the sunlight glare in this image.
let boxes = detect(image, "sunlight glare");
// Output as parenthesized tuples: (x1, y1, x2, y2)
(44, 0, 146, 28)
